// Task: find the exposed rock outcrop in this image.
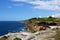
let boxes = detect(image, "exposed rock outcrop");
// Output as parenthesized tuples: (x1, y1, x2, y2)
(5, 29, 56, 40)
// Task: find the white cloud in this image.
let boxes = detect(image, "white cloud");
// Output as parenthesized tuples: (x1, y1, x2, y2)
(11, 0, 28, 2)
(11, 0, 60, 10)
(8, 4, 23, 8)
(52, 13, 60, 18)
(13, 4, 24, 6)
(39, 16, 42, 18)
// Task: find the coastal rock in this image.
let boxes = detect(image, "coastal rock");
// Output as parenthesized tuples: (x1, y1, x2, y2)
(35, 30, 56, 40)
(5, 29, 56, 40)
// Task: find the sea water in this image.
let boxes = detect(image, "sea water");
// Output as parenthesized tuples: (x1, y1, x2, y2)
(0, 21, 26, 36)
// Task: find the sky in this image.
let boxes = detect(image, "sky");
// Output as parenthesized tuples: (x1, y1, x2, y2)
(0, 0, 60, 21)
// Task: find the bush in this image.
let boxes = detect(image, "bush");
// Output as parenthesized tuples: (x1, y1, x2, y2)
(2, 36, 9, 38)
(14, 38, 22, 40)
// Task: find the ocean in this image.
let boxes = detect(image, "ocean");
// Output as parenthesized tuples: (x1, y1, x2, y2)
(0, 21, 26, 36)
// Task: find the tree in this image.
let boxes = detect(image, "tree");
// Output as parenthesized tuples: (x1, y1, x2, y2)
(49, 16, 53, 18)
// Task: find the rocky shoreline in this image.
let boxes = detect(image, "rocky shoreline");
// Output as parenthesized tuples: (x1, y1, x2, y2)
(0, 29, 57, 40)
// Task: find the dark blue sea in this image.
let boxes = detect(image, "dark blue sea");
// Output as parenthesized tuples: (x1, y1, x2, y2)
(0, 21, 26, 36)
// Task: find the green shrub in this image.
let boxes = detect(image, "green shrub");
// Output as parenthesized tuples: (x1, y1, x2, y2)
(2, 36, 8, 38)
(14, 38, 22, 40)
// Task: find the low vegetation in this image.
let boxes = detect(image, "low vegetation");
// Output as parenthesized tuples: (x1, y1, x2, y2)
(0, 36, 9, 40)
(14, 38, 22, 40)
(25, 16, 60, 32)
(25, 16, 60, 25)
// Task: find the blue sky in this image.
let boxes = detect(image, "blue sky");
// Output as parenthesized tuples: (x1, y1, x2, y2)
(0, 0, 60, 21)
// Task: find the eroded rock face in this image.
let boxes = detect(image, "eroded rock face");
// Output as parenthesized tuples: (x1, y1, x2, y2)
(6, 29, 56, 40)
(35, 29, 56, 40)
